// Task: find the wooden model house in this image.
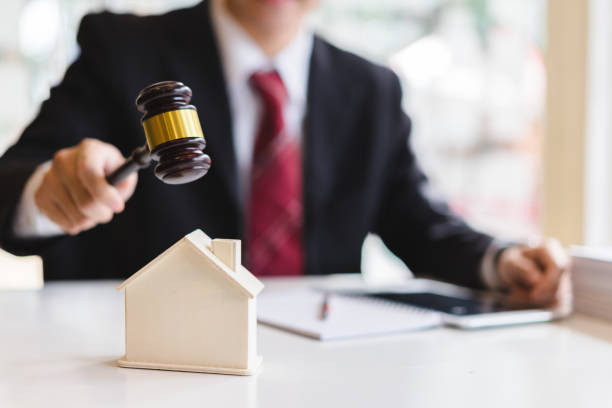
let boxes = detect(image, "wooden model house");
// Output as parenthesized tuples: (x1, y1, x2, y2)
(117, 229, 264, 375)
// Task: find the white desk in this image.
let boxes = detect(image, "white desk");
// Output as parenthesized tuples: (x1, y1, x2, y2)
(1, 277, 612, 407)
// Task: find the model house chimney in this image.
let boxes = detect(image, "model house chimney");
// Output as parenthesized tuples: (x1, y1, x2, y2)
(211, 239, 241, 272)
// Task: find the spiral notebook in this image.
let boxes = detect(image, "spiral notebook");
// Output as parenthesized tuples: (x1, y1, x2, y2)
(257, 288, 442, 340)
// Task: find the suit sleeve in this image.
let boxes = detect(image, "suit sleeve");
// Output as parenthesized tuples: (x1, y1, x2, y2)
(373, 74, 494, 289)
(0, 14, 116, 255)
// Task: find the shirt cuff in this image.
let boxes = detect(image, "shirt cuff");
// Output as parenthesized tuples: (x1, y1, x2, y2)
(12, 161, 66, 239)
(479, 240, 516, 291)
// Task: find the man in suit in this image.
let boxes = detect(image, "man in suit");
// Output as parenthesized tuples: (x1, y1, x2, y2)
(0, 0, 569, 305)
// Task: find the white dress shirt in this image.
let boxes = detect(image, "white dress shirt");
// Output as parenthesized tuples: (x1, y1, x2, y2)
(10, 0, 504, 289)
(12, 160, 63, 238)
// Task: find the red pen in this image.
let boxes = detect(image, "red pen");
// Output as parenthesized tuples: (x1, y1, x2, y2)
(319, 293, 331, 320)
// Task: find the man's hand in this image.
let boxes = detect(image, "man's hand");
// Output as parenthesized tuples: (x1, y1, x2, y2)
(34, 138, 138, 235)
(497, 239, 571, 309)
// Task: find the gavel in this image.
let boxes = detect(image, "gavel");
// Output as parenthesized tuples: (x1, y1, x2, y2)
(106, 81, 211, 186)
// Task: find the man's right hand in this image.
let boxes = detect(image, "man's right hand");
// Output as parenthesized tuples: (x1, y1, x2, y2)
(35, 138, 138, 235)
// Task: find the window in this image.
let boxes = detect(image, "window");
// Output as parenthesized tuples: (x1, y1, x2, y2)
(314, 0, 547, 241)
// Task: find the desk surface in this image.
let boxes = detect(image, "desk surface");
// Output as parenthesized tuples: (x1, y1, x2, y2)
(1, 277, 612, 407)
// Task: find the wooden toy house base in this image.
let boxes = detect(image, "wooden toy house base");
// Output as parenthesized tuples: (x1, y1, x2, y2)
(117, 356, 262, 376)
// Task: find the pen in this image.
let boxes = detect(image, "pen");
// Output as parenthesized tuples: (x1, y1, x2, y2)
(319, 293, 331, 320)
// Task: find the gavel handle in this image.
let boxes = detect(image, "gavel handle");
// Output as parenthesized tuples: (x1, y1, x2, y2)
(106, 144, 152, 186)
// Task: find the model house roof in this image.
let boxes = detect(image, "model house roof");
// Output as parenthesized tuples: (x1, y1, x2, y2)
(117, 229, 264, 298)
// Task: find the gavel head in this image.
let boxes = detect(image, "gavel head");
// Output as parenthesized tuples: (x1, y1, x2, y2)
(136, 81, 211, 185)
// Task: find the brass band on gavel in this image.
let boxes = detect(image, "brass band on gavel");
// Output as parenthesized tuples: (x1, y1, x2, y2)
(142, 108, 205, 152)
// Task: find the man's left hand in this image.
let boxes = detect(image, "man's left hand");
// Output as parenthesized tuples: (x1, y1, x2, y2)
(497, 239, 571, 309)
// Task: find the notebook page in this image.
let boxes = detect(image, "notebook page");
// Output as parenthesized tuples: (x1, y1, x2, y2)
(257, 288, 442, 340)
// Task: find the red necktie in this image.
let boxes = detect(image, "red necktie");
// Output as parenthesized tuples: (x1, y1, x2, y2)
(246, 70, 304, 276)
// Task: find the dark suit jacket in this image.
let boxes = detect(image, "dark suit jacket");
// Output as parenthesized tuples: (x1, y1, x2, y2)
(0, 1, 493, 287)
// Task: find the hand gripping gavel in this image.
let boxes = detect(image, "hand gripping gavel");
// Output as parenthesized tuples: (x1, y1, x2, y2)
(106, 81, 211, 186)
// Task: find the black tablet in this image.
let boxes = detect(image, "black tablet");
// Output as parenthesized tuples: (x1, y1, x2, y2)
(365, 291, 556, 328)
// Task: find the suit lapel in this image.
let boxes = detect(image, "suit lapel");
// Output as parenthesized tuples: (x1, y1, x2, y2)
(304, 37, 365, 274)
(161, 1, 241, 216)
(304, 38, 365, 211)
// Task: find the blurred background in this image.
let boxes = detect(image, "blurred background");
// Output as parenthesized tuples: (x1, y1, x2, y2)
(0, 0, 606, 282)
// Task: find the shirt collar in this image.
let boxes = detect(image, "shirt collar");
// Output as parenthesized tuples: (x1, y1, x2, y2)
(210, 0, 313, 104)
